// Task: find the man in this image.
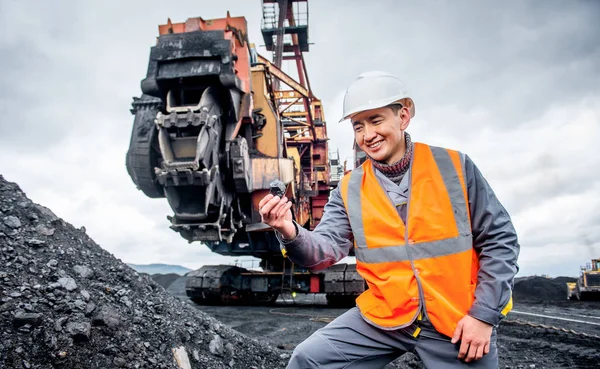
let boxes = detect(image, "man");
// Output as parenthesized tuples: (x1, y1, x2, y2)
(259, 71, 520, 369)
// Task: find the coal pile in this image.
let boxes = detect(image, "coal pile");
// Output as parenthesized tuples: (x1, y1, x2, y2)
(0, 175, 289, 369)
(513, 276, 576, 302)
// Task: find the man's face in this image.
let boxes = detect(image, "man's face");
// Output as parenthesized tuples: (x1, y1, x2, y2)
(351, 106, 411, 164)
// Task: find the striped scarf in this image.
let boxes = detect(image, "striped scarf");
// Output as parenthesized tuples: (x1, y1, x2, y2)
(370, 132, 413, 185)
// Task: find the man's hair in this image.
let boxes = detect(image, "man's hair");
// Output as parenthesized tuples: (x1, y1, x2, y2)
(387, 103, 404, 115)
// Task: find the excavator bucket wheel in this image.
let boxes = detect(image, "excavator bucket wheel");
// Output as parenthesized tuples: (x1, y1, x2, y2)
(126, 94, 164, 198)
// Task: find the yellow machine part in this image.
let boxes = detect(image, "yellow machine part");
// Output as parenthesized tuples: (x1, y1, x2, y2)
(251, 65, 280, 158)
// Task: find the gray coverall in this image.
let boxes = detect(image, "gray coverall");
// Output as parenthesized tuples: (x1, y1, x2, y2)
(278, 153, 520, 369)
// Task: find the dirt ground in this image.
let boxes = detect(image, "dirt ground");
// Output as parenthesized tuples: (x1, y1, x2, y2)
(177, 291, 600, 368)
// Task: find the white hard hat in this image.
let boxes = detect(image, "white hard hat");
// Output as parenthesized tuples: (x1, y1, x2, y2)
(340, 71, 415, 122)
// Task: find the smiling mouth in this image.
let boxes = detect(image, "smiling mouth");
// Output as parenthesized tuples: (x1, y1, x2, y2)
(366, 141, 383, 149)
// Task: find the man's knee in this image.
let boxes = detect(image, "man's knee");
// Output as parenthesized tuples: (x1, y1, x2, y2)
(287, 333, 330, 369)
(287, 347, 315, 368)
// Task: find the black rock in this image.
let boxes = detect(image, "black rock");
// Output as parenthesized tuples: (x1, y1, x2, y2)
(35, 224, 54, 236)
(113, 357, 127, 367)
(26, 238, 46, 247)
(84, 302, 96, 316)
(12, 312, 42, 327)
(55, 316, 68, 331)
(65, 321, 91, 342)
(80, 290, 90, 301)
(73, 299, 86, 310)
(58, 277, 77, 291)
(47, 259, 58, 268)
(73, 265, 93, 278)
(92, 305, 122, 328)
(3, 215, 21, 229)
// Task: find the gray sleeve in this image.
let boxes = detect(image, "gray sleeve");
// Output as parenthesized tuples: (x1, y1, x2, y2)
(275, 186, 354, 270)
(464, 154, 520, 326)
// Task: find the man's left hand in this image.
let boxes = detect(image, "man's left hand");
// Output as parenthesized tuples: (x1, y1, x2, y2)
(451, 315, 493, 362)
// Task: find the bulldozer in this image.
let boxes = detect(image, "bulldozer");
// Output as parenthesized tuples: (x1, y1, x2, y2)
(568, 258, 600, 301)
(125, 0, 365, 306)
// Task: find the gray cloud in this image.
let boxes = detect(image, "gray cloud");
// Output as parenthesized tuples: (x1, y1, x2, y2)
(308, 0, 600, 129)
(496, 152, 600, 215)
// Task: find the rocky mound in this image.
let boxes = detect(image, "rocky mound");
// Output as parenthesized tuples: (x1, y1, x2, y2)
(0, 175, 288, 369)
(513, 276, 576, 302)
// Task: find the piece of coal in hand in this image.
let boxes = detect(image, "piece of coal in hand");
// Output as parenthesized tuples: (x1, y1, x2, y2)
(269, 180, 286, 198)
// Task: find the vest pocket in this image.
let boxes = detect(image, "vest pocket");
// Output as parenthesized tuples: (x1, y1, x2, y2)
(356, 291, 393, 318)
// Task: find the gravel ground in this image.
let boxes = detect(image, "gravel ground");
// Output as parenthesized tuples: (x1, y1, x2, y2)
(0, 175, 290, 369)
(190, 301, 600, 369)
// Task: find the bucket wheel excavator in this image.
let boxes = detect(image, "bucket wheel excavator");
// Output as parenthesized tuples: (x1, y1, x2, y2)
(126, 0, 364, 306)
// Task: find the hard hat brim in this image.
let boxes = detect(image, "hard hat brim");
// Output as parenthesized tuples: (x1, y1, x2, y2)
(339, 97, 415, 123)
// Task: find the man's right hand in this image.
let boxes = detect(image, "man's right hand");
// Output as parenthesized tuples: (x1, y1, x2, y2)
(258, 194, 296, 239)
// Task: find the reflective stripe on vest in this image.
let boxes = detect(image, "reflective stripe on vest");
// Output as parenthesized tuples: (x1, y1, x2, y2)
(340, 142, 480, 338)
(354, 235, 472, 264)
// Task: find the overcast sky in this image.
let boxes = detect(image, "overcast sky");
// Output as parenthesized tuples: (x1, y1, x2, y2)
(1, 0, 599, 277)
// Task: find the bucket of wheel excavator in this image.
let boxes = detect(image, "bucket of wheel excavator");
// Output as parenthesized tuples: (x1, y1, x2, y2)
(126, 15, 255, 245)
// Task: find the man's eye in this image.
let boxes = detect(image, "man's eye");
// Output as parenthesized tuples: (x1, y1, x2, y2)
(354, 126, 363, 132)
(373, 120, 382, 124)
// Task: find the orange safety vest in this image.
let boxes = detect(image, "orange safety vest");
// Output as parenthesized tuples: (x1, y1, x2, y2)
(340, 142, 489, 338)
